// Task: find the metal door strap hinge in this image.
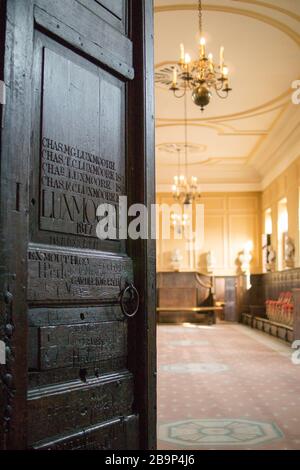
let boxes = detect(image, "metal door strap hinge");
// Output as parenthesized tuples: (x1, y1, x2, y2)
(0, 81, 6, 105)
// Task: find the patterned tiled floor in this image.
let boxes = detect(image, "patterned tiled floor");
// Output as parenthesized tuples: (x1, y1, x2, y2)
(157, 323, 300, 450)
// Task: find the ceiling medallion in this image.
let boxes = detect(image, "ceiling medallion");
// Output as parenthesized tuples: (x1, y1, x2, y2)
(170, 0, 233, 111)
(157, 143, 207, 155)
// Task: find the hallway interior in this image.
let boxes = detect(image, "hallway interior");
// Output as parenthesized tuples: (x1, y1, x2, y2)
(157, 323, 300, 450)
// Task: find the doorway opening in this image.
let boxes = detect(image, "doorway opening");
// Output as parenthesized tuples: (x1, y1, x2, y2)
(154, 0, 300, 451)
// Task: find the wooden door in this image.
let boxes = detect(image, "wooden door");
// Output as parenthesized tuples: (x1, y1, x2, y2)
(0, 0, 156, 450)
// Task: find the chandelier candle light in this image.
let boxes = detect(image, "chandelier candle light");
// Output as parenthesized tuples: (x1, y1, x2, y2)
(170, 0, 232, 111)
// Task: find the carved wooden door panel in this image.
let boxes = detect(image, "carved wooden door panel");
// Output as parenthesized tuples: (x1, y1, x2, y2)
(0, 0, 156, 450)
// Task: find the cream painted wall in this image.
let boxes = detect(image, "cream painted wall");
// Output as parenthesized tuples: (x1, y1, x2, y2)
(156, 158, 300, 276)
(157, 192, 262, 276)
(262, 156, 300, 270)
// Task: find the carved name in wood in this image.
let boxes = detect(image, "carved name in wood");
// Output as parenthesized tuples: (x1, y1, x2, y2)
(29, 321, 127, 370)
(28, 246, 132, 302)
(40, 137, 124, 237)
(28, 372, 133, 444)
(39, 47, 125, 238)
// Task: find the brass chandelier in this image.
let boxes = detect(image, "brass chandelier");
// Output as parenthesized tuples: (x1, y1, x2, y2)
(172, 93, 200, 205)
(171, 212, 190, 229)
(170, 0, 232, 111)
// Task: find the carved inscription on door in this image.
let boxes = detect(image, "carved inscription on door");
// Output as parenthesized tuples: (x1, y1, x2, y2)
(39, 47, 125, 238)
(24, 25, 140, 451)
(28, 371, 133, 445)
(29, 321, 127, 370)
(28, 245, 132, 302)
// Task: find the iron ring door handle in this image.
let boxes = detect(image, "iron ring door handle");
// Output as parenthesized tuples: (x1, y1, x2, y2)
(119, 282, 140, 318)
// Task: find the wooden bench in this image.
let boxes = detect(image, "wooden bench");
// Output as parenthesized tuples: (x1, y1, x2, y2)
(156, 306, 223, 325)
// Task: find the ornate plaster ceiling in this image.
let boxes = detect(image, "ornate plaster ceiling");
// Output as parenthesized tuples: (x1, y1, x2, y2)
(154, 0, 300, 191)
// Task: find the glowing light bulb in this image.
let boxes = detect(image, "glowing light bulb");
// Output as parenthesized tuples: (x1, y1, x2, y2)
(200, 37, 206, 57)
(245, 240, 253, 253)
(220, 46, 224, 67)
(184, 53, 191, 65)
(172, 67, 177, 86)
(180, 43, 185, 62)
(207, 53, 214, 72)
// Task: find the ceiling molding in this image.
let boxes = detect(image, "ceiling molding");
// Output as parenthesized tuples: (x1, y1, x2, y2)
(156, 121, 228, 134)
(155, 101, 288, 123)
(155, 73, 290, 122)
(261, 138, 300, 190)
(156, 156, 247, 167)
(230, 0, 300, 22)
(242, 101, 300, 189)
(156, 121, 268, 136)
(157, 183, 262, 192)
(156, 142, 207, 153)
(246, 102, 290, 163)
(154, 4, 300, 46)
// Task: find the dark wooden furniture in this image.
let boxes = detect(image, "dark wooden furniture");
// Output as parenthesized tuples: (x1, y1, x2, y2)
(215, 276, 239, 322)
(292, 289, 300, 342)
(242, 291, 294, 343)
(239, 269, 300, 314)
(239, 270, 300, 343)
(157, 272, 215, 324)
(0, 0, 156, 451)
(215, 301, 225, 321)
(156, 306, 223, 325)
(241, 314, 294, 343)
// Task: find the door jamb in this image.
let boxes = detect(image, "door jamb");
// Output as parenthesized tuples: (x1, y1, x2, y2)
(127, 0, 157, 451)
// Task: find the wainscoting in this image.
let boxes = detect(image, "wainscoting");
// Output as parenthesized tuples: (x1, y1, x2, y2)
(239, 268, 300, 342)
(157, 269, 300, 341)
(242, 269, 300, 310)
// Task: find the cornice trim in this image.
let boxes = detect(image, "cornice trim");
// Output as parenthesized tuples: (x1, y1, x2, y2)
(156, 183, 262, 192)
(231, 0, 300, 22)
(154, 4, 300, 46)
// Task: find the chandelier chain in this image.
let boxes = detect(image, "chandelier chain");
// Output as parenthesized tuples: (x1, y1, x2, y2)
(172, 81, 200, 205)
(198, 0, 203, 36)
(184, 88, 188, 180)
(177, 148, 181, 179)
